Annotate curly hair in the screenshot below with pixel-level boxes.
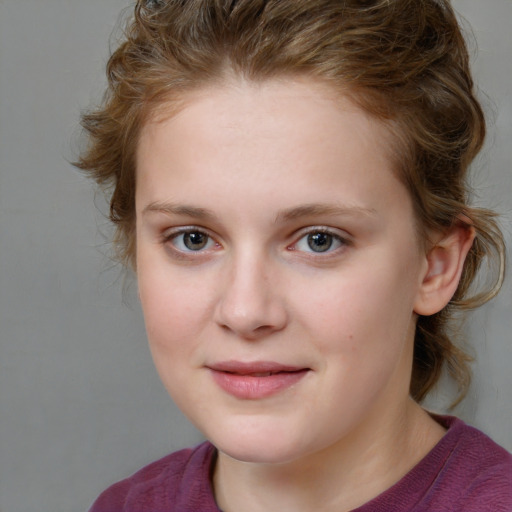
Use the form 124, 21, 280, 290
76, 0, 506, 403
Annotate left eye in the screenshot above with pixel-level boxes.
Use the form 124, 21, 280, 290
294, 231, 344, 253
169, 230, 216, 252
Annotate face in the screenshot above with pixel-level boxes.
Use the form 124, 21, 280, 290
135, 78, 429, 465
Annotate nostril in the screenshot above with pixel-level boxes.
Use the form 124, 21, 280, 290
217, 321, 283, 340
254, 325, 275, 335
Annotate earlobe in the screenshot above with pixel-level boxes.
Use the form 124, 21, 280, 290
414, 223, 475, 316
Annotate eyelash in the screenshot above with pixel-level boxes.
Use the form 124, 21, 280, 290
161, 226, 350, 257
289, 227, 350, 255
162, 227, 219, 254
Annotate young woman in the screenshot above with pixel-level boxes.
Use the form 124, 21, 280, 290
79, 1, 512, 510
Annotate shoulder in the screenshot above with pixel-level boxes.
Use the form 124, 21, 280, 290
433, 416, 512, 511
411, 415, 512, 512
357, 415, 512, 512
88, 441, 219, 512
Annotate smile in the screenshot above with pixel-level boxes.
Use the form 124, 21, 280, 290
207, 361, 310, 400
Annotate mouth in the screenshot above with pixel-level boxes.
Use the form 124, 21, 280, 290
207, 361, 310, 399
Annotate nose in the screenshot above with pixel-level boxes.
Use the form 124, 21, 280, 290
214, 251, 288, 340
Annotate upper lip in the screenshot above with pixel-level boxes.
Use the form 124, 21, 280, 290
207, 360, 308, 375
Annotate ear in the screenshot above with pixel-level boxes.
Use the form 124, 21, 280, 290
414, 222, 475, 316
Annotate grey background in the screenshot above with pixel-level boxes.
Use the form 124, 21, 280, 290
0, 1, 510, 511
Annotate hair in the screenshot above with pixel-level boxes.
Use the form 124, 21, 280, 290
76, 0, 506, 403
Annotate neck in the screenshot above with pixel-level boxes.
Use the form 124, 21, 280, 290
213, 401, 445, 512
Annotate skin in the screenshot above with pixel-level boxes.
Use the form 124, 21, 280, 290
135, 77, 471, 511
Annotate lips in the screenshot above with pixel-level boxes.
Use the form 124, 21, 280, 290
207, 361, 310, 399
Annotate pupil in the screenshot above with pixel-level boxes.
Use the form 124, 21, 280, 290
307, 232, 332, 252
184, 232, 207, 250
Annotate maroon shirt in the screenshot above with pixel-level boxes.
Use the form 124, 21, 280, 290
89, 416, 512, 511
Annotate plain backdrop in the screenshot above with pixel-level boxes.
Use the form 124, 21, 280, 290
0, 1, 510, 511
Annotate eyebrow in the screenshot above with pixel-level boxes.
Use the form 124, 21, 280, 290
275, 204, 377, 223
141, 201, 377, 223
142, 202, 218, 221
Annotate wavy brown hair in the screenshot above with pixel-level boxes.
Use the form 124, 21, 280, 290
76, 0, 506, 403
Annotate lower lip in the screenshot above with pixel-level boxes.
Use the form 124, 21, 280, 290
210, 369, 309, 399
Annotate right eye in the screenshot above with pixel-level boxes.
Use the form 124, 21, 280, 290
166, 229, 217, 252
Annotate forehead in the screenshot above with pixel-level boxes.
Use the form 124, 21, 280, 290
135, 77, 410, 223
138, 77, 396, 170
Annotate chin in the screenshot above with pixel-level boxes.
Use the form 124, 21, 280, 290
217, 440, 305, 465
205, 420, 317, 465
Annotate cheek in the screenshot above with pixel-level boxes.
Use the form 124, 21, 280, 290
138, 270, 214, 410
293, 254, 419, 358
137, 264, 212, 356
